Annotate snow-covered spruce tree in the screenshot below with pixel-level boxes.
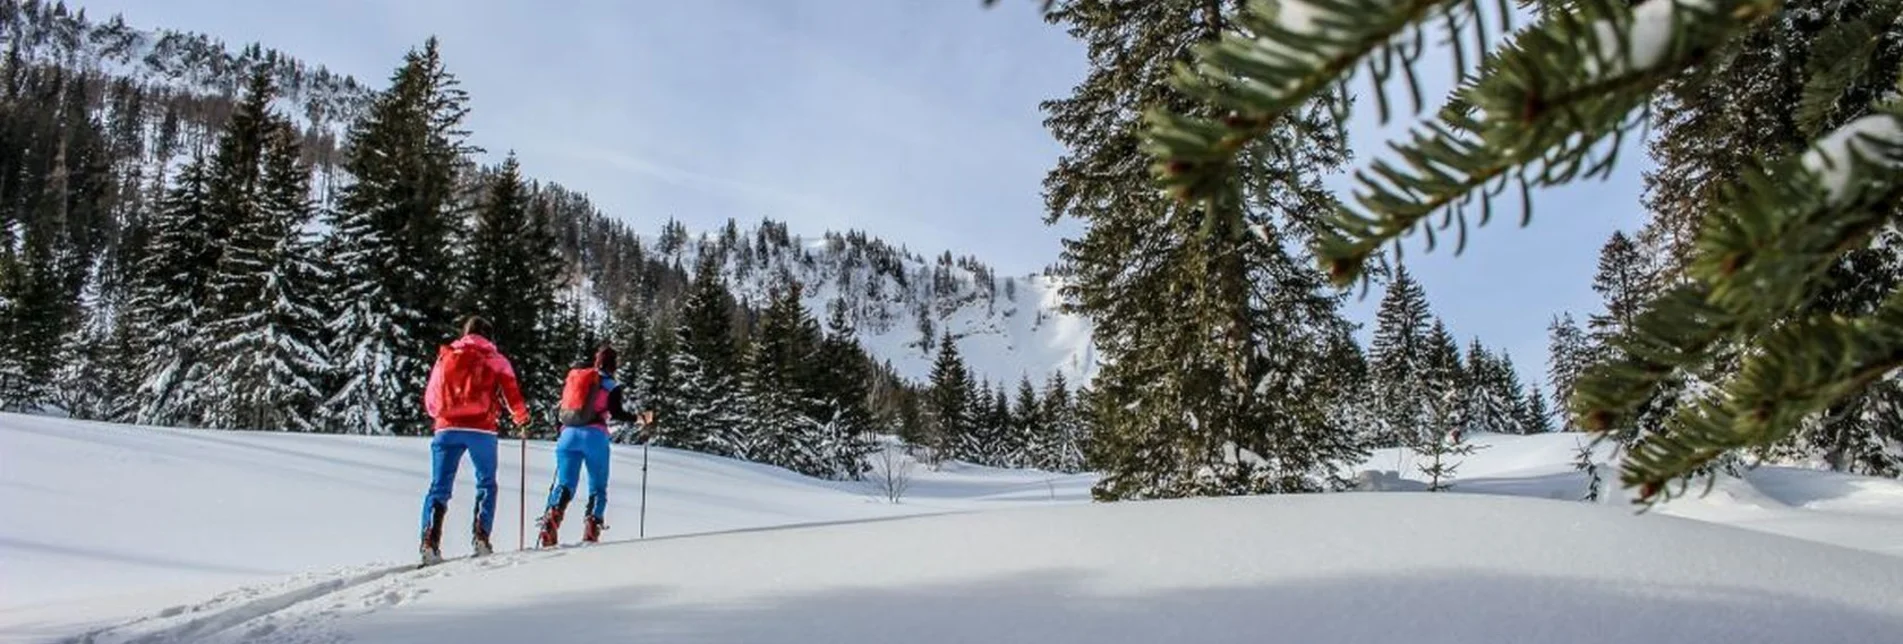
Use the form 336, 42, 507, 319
1587, 229, 1693, 456
739, 284, 825, 474
1496, 354, 1534, 433
637, 312, 680, 442
0, 221, 71, 410
810, 298, 877, 480
126, 153, 215, 427
606, 296, 649, 385
323, 38, 476, 435
1587, 232, 1653, 348
191, 70, 280, 428
1013, 376, 1049, 470
1041, 0, 1363, 500
1042, 372, 1088, 473
1546, 313, 1590, 431
202, 116, 330, 432
1319, 329, 1383, 449
1421, 321, 1466, 441
1643, 0, 1903, 477
923, 333, 973, 467
1463, 342, 1533, 435
460, 154, 562, 430
1462, 341, 1515, 435
1521, 384, 1556, 434
52, 272, 119, 420
982, 384, 1016, 467
664, 250, 745, 455
0, 64, 113, 412
1143, 0, 1903, 502
1368, 264, 1432, 448
1418, 389, 1479, 492
959, 376, 993, 464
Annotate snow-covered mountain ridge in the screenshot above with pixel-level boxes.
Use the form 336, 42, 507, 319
2, 1, 1098, 388
618, 222, 1098, 386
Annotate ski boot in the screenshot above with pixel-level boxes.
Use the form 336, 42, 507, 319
420, 503, 447, 567
472, 527, 494, 557
582, 514, 607, 544
536, 506, 565, 549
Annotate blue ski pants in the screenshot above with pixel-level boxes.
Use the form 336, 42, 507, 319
420, 430, 499, 539
546, 426, 611, 519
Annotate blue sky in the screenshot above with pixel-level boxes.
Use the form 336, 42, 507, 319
77, 0, 1648, 389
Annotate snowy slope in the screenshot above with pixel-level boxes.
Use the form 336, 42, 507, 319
1360, 431, 1903, 557
0, 414, 1093, 641
58, 495, 1903, 644
647, 233, 1097, 386
9, 418, 1903, 643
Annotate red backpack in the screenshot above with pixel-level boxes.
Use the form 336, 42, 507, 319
434, 345, 496, 419
557, 368, 605, 426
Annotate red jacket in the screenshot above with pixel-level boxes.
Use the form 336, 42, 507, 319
423, 334, 529, 433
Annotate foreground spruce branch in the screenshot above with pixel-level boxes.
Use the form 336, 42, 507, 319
1143, 0, 1903, 503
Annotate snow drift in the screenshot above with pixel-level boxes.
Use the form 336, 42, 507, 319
59, 495, 1903, 644
7, 418, 1903, 643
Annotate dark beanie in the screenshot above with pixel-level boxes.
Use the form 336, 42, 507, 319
594, 344, 618, 374
462, 315, 493, 339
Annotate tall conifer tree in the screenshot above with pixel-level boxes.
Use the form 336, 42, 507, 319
324, 38, 475, 434
1042, 0, 1360, 499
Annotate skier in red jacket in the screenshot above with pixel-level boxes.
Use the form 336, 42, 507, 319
419, 315, 530, 565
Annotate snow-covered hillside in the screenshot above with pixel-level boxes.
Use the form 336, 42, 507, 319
7, 418, 1903, 643
1363, 431, 1903, 557
641, 228, 1097, 386
1, 0, 373, 126
2, 3, 1099, 391
0, 414, 1094, 642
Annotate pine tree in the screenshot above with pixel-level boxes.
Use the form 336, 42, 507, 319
606, 296, 649, 385
1419, 390, 1480, 492
1417, 321, 1467, 446
665, 250, 744, 454
461, 155, 562, 426
1042, 0, 1360, 500
1496, 354, 1532, 435
51, 273, 117, 419
1522, 385, 1555, 435
637, 313, 679, 443
0, 65, 112, 411
924, 333, 972, 467
1587, 231, 1651, 347
739, 284, 824, 474
324, 38, 475, 435
202, 120, 329, 431
0, 223, 69, 409
127, 154, 216, 426
1636, 0, 1903, 482
961, 377, 995, 464
1546, 313, 1589, 431
1013, 376, 1047, 470
1369, 265, 1432, 447
810, 298, 876, 479
1463, 341, 1512, 435
1140, 0, 1903, 500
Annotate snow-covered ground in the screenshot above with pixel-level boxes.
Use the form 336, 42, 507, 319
0, 415, 1091, 642
5, 417, 1903, 643
1362, 431, 1903, 557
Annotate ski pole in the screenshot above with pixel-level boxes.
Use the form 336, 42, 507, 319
639, 435, 650, 539
519, 427, 527, 551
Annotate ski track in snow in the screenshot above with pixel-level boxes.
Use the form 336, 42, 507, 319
62, 514, 978, 644
10, 419, 1903, 643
